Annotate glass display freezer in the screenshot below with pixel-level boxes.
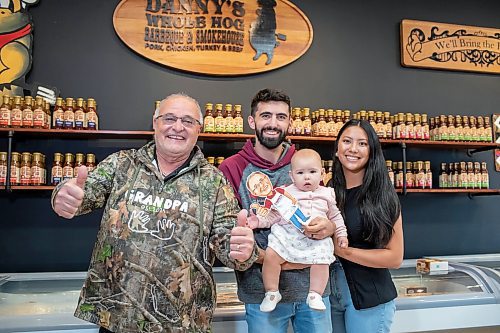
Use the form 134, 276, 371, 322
1, 259, 500, 333
391, 259, 500, 332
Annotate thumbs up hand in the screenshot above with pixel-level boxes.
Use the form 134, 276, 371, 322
53, 166, 88, 219
229, 209, 255, 262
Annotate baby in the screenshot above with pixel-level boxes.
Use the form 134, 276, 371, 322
247, 149, 348, 312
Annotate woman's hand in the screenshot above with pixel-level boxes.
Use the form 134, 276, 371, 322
303, 216, 335, 240
334, 244, 352, 258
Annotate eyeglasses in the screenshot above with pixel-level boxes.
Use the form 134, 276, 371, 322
155, 113, 201, 128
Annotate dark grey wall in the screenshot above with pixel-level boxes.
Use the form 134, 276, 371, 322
1, 0, 499, 272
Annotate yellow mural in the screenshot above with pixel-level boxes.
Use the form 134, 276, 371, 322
0, 0, 38, 98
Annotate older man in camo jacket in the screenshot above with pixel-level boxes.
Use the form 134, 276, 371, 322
52, 93, 258, 333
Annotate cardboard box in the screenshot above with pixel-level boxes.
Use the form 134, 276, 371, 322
416, 258, 449, 274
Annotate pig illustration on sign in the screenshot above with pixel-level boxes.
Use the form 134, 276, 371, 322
249, 0, 286, 65
0, 0, 57, 103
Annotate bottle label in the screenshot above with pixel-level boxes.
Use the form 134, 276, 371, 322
11, 107, 22, 127
415, 125, 422, 140
448, 127, 456, 141
31, 166, 43, 185
0, 164, 6, 184
407, 125, 414, 139
405, 173, 414, 188
33, 108, 45, 127
75, 110, 85, 128
423, 125, 430, 140
479, 129, 486, 142
53, 110, 64, 127
459, 173, 468, 188
234, 118, 243, 133
22, 109, 34, 127
63, 166, 74, 180
425, 172, 432, 189
439, 174, 447, 188
214, 117, 225, 133
395, 173, 403, 188
399, 124, 406, 139
481, 174, 489, 189
87, 111, 98, 130
475, 173, 482, 189
416, 172, 425, 188
0, 107, 11, 126
203, 117, 215, 133
440, 126, 448, 141
467, 173, 475, 189
10, 166, 20, 184
464, 128, 471, 141
294, 119, 303, 135
302, 119, 311, 135
64, 111, 75, 128
317, 121, 328, 136
225, 117, 234, 134
327, 122, 335, 137
471, 129, 479, 142
20, 166, 31, 185
52, 165, 63, 185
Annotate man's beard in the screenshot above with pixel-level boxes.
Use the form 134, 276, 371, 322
256, 126, 287, 149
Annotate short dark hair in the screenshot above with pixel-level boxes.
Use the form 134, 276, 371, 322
250, 88, 291, 117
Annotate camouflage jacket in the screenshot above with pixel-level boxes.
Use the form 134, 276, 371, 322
51, 141, 258, 333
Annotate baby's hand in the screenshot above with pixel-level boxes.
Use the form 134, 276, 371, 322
337, 236, 348, 249
247, 214, 260, 229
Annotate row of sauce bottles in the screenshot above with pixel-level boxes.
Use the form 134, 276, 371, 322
387, 160, 433, 189
0, 152, 96, 186
386, 160, 490, 189
202, 103, 244, 134
430, 115, 492, 142
0, 152, 47, 186
52, 97, 99, 130
0, 95, 99, 130
439, 161, 489, 189
0, 96, 51, 129
52, 153, 96, 185
288, 107, 493, 142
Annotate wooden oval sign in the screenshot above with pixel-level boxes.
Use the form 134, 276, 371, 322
113, 0, 313, 76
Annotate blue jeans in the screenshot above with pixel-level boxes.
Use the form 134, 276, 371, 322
329, 261, 396, 333
245, 297, 332, 333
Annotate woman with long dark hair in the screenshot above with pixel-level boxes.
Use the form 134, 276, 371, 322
328, 119, 404, 333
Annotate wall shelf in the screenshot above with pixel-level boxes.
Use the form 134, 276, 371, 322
0, 185, 55, 191
395, 189, 499, 196
1, 128, 498, 149
1, 129, 497, 193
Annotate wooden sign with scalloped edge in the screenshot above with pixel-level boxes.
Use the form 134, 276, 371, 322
401, 19, 500, 74
113, 0, 313, 76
